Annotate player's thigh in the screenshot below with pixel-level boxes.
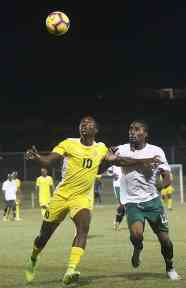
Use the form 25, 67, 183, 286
7, 200, 12, 208
72, 208, 91, 233
10, 200, 15, 209
126, 204, 145, 232
69, 196, 92, 219
44, 193, 69, 223
113, 186, 120, 201
146, 199, 169, 234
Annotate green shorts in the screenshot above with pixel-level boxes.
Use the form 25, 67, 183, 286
126, 197, 169, 233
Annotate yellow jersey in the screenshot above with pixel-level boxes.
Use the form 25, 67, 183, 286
15, 178, 21, 189
52, 138, 108, 199
36, 176, 54, 204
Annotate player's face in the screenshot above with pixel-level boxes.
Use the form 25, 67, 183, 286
41, 168, 47, 176
8, 174, 12, 181
12, 172, 17, 179
129, 122, 147, 144
79, 117, 97, 138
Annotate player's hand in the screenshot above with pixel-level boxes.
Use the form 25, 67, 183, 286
25, 145, 40, 160
109, 146, 119, 154
113, 173, 119, 181
144, 155, 162, 168
105, 151, 118, 161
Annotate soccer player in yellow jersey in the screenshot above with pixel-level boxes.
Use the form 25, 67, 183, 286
12, 171, 22, 221
25, 116, 159, 285
36, 168, 54, 217
160, 173, 174, 210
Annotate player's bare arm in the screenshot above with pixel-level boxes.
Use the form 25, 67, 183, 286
159, 169, 172, 188
105, 151, 162, 167
26, 145, 62, 166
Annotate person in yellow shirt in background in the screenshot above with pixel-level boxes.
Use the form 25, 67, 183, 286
160, 172, 174, 210
36, 168, 54, 217
12, 171, 22, 221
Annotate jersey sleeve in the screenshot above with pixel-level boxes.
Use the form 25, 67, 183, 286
16, 179, 21, 189
158, 148, 171, 172
2, 182, 6, 190
99, 143, 109, 159
36, 177, 40, 186
117, 145, 127, 156
52, 139, 69, 156
49, 177, 54, 186
96, 174, 102, 180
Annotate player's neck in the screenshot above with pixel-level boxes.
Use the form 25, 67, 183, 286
80, 136, 95, 146
131, 142, 146, 150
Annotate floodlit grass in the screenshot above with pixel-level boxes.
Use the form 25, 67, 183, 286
0, 203, 186, 288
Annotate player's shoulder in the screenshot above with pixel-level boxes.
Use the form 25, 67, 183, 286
58, 138, 79, 145
117, 143, 130, 151
146, 143, 165, 154
95, 142, 108, 153
95, 141, 107, 147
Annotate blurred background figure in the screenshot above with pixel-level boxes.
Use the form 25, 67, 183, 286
107, 166, 126, 231
2, 173, 17, 221
160, 173, 175, 211
94, 174, 103, 206
12, 171, 22, 220
35, 168, 54, 217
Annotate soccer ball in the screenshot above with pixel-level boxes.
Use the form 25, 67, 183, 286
46, 11, 70, 36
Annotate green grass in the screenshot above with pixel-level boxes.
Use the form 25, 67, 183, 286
0, 204, 186, 288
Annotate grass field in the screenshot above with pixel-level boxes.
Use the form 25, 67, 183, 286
0, 204, 186, 288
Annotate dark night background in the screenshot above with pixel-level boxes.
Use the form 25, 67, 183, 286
1, 1, 186, 152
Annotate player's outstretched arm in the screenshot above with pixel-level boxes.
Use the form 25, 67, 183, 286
25, 145, 61, 166
105, 152, 162, 167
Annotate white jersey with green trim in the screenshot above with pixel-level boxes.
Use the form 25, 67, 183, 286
118, 143, 170, 203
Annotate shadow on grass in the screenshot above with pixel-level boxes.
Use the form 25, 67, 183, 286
87, 234, 104, 239
76, 272, 167, 286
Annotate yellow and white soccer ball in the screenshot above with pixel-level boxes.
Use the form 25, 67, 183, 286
46, 11, 70, 36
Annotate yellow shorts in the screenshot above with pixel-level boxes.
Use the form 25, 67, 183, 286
161, 186, 174, 197
44, 193, 92, 223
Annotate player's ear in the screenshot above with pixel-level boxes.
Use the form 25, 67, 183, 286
95, 121, 99, 134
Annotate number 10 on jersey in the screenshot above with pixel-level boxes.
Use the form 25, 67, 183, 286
83, 158, 93, 168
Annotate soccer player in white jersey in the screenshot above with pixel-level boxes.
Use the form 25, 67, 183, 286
117, 120, 181, 281
108, 166, 126, 231
2, 173, 17, 221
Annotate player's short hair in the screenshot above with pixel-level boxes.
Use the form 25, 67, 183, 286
130, 120, 149, 134
12, 171, 18, 176
80, 115, 99, 131
41, 167, 48, 171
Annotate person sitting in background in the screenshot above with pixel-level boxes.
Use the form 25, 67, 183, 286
36, 168, 54, 217
2, 173, 17, 221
